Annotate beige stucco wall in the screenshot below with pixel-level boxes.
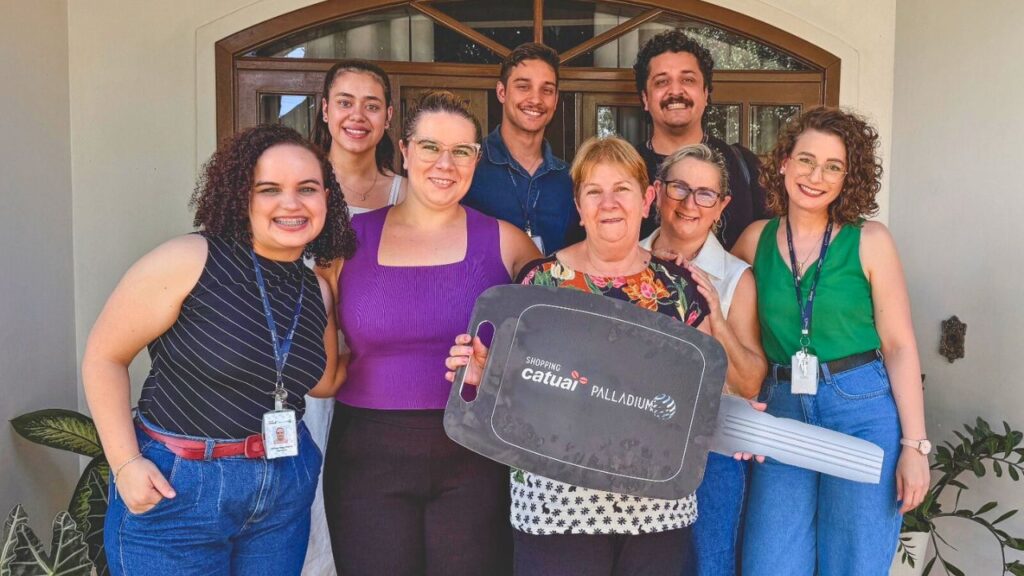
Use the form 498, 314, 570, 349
0, 0, 79, 534
891, 0, 1024, 570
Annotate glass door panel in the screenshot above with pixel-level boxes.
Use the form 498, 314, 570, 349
749, 104, 801, 155
259, 94, 316, 137
580, 93, 649, 150
705, 104, 741, 145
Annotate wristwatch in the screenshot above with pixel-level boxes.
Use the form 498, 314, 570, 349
900, 438, 932, 455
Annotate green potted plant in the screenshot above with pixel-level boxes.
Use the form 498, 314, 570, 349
10, 409, 109, 576
0, 504, 93, 575
891, 417, 1024, 576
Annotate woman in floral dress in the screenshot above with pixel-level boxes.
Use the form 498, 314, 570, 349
446, 136, 716, 575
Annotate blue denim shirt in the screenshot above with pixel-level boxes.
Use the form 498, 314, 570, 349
462, 126, 578, 254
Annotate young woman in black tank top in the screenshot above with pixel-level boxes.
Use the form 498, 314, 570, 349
82, 125, 355, 576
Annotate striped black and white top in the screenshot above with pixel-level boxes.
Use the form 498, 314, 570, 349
137, 234, 328, 439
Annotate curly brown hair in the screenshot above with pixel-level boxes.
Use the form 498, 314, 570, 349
761, 107, 882, 226
190, 124, 356, 266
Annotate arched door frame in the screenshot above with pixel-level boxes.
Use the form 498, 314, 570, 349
216, 0, 839, 141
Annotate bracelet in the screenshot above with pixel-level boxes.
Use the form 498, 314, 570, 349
113, 453, 143, 481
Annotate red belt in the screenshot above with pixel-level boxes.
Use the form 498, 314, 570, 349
137, 421, 265, 460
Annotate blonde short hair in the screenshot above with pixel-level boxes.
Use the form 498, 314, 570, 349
570, 136, 649, 201
656, 143, 730, 197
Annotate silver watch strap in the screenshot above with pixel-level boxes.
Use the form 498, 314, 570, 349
709, 395, 884, 484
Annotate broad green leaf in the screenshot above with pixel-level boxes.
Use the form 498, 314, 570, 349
1011, 466, 1020, 481
69, 457, 110, 576
7, 508, 92, 576
10, 409, 102, 458
0, 505, 29, 576
44, 511, 93, 576
922, 555, 936, 576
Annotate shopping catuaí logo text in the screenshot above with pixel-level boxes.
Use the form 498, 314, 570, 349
520, 356, 588, 391
519, 356, 675, 420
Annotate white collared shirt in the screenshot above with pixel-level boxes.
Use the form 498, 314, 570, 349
640, 230, 750, 319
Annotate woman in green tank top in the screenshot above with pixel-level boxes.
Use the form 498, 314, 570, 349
732, 107, 929, 575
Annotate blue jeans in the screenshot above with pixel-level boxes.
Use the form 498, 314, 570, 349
105, 416, 321, 576
742, 359, 902, 576
688, 452, 748, 576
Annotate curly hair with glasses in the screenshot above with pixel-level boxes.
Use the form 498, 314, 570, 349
761, 106, 882, 226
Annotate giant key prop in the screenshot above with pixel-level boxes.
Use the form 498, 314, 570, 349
444, 285, 884, 500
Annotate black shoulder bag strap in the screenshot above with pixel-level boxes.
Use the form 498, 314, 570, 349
729, 143, 752, 189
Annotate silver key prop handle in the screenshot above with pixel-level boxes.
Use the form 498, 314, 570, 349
710, 395, 884, 484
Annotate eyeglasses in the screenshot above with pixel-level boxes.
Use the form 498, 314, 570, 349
791, 156, 847, 183
658, 179, 722, 208
407, 137, 481, 166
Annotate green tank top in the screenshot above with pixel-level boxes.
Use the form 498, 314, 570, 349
753, 218, 881, 364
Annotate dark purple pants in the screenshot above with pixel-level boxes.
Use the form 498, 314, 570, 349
323, 404, 512, 576
513, 526, 694, 576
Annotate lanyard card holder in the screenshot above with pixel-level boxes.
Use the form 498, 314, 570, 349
263, 408, 298, 459
790, 350, 819, 395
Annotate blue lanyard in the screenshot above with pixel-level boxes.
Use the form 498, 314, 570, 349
250, 249, 305, 407
506, 164, 543, 237
785, 217, 833, 350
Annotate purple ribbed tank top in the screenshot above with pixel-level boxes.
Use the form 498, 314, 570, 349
337, 206, 511, 409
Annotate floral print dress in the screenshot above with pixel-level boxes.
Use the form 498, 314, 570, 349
510, 255, 708, 536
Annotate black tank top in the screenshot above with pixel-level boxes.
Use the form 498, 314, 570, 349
138, 234, 327, 438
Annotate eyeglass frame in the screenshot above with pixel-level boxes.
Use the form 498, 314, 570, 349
404, 137, 481, 166
656, 178, 725, 208
789, 154, 847, 183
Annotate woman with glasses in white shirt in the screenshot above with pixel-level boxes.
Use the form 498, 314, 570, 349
642, 143, 766, 576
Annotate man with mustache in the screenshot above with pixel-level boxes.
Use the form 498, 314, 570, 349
633, 29, 768, 249
463, 43, 577, 254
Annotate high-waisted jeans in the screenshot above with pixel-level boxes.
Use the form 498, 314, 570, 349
742, 358, 902, 576
105, 416, 321, 576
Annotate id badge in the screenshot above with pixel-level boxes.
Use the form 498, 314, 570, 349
262, 410, 298, 459
531, 235, 546, 254
790, 350, 819, 395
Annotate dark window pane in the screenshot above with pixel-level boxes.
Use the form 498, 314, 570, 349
259, 94, 316, 138
244, 6, 498, 63
565, 12, 812, 71
706, 104, 741, 145
544, 0, 644, 61
750, 105, 800, 154
432, 0, 533, 49
595, 105, 649, 149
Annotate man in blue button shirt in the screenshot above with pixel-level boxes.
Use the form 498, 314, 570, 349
462, 43, 578, 254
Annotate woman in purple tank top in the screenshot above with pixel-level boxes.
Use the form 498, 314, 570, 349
318, 91, 540, 576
